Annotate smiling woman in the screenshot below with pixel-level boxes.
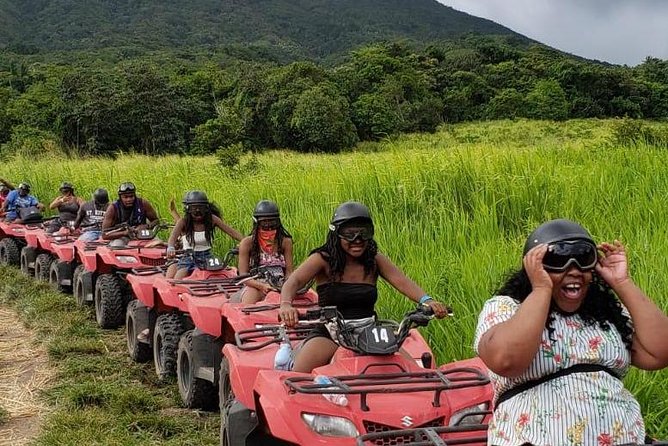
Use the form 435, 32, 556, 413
474, 218, 668, 446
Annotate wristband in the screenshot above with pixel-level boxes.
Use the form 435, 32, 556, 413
419, 295, 433, 305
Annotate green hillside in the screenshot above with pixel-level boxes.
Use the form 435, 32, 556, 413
0, 0, 529, 59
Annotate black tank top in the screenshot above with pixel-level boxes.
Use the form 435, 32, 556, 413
316, 282, 377, 319
58, 200, 80, 222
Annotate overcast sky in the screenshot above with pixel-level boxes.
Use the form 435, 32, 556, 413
436, 0, 668, 66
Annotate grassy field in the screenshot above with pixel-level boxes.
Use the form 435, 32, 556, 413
3, 118, 668, 440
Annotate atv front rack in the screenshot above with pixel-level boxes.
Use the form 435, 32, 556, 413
241, 295, 315, 314
235, 325, 312, 350
130, 266, 168, 276
356, 420, 489, 446
168, 277, 243, 297
285, 368, 490, 411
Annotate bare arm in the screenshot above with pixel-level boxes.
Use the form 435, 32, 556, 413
376, 253, 426, 302
73, 205, 86, 228
281, 254, 326, 304
0, 178, 15, 190
597, 242, 668, 369
49, 195, 62, 210
477, 244, 554, 377
101, 204, 127, 240
167, 219, 185, 247
213, 215, 243, 241
142, 199, 159, 227
282, 237, 294, 277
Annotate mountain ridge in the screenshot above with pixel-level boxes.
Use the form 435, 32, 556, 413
0, 0, 532, 59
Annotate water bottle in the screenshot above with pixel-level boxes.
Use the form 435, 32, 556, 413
273, 325, 293, 370
273, 340, 293, 370
313, 375, 348, 406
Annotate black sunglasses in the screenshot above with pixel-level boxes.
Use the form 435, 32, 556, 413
337, 226, 374, 243
543, 240, 598, 272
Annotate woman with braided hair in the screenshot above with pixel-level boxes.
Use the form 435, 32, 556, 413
165, 191, 243, 279
475, 219, 668, 446
279, 201, 450, 373
237, 200, 294, 304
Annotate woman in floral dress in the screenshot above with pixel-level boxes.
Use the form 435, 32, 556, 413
475, 219, 668, 446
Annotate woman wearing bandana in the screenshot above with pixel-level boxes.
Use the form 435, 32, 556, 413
237, 200, 294, 304
165, 190, 243, 279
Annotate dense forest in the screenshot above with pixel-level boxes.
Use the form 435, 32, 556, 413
0, 0, 525, 60
1, 1, 667, 159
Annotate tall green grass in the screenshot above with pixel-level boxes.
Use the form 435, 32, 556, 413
5, 118, 668, 438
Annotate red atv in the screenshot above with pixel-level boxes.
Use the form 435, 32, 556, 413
175, 265, 318, 410
74, 223, 169, 329
220, 304, 493, 446
125, 249, 240, 385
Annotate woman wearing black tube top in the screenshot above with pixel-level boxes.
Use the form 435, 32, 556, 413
279, 201, 450, 373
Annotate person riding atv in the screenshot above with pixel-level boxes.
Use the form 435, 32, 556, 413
73, 188, 110, 242
45, 182, 85, 234
101, 182, 159, 242
2, 182, 45, 223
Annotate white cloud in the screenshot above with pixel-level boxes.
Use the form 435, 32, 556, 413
436, 0, 668, 65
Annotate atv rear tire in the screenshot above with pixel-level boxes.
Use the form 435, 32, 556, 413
126, 300, 152, 363
219, 356, 234, 446
34, 253, 53, 282
49, 260, 72, 293
177, 330, 217, 410
20, 246, 37, 275
94, 274, 126, 329
0, 238, 21, 266
153, 313, 185, 380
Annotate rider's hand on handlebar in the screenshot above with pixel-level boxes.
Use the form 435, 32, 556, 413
425, 300, 451, 318
166, 245, 176, 259
279, 302, 299, 327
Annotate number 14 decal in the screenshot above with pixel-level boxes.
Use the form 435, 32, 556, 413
371, 327, 390, 343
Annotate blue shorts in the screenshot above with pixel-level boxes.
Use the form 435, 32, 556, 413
177, 250, 212, 273
78, 230, 102, 242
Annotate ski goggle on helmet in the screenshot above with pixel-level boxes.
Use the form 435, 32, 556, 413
329, 201, 375, 243
524, 219, 598, 272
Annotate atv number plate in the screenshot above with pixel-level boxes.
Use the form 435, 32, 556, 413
358, 326, 398, 354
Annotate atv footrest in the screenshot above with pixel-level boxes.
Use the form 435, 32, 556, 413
356, 422, 489, 446
235, 325, 312, 350
285, 368, 490, 411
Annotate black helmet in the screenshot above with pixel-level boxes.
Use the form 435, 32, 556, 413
329, 201, 373, 231
253, 200, 280, 221
118, 182, 136, 195
93, 188, 109, 205
18, 182, 31, 193
182, 190, 209, 206
59, 182, 74, 192
523, 219, 595, 255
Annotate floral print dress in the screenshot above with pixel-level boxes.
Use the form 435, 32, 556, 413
474, 295, 644, 446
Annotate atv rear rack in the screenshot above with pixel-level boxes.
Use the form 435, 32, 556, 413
168, 278, 243, 297
235, 325, 312, 350
285, 368, 490, 411
356, 420, 489, 446
241, 295, 315, 314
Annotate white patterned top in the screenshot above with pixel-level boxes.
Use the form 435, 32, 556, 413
474, 295, 644, 446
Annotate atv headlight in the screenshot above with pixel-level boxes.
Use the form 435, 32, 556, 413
448, 403, 489, 426
301, 413, 359, 437
115, 255, 138, 264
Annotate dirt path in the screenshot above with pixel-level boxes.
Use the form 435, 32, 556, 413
0, 306, 52, 446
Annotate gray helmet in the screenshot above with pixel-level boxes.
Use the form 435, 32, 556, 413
329, 201, 373, 231
93, 188, 109, 205
182, 190, 209, 206
523, 219, 595, 255
59, 182, 74, 192
18, 182, 31, 193
118, 182, 136, 195
253, 200, 280, 221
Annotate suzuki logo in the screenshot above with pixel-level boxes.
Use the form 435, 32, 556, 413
401, 416, 413, 427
